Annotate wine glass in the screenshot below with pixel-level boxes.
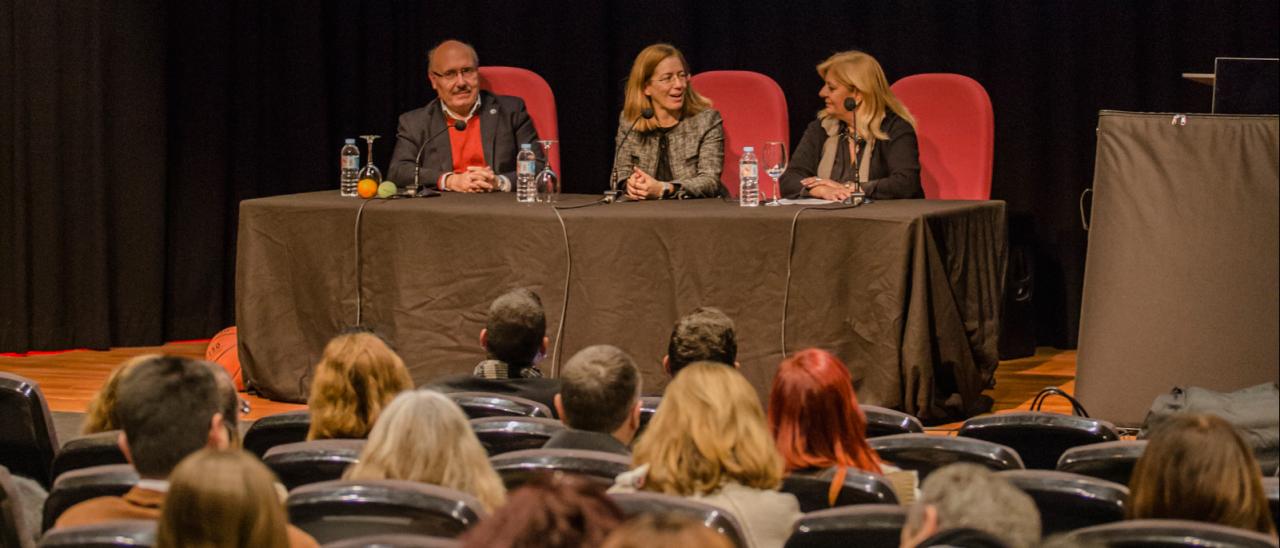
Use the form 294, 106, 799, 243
535, 140, 559, 203
762, 141, 787, 206
358, 134, 383, 185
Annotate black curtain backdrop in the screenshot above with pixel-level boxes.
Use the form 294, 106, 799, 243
2, 0, 1277, 353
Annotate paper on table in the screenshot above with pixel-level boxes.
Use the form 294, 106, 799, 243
776, 198, 836, 205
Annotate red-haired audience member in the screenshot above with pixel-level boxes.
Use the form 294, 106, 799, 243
1128, 413, 1277, 536
458, 475, 623, 548
601, 513, 734, 548
81, 354, 156, 434
769, 348, 917, 502
156, 449, 317, 548
612, 362, 800, 548
307, 331, 413, 440
663, 307, 738, 378
546, 345, 642, 455
899, 463, 1040, 548
343, 390, 507, 511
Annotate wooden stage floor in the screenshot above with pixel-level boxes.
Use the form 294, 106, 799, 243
0, 342, 1077, 428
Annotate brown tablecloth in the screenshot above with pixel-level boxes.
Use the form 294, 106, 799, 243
236, 192, 1006, 418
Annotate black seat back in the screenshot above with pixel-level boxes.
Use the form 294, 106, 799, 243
37, 519, 156, 548
0, 373, 58, 487
470, 416, 564, 456
999, 470, 1127, 536
243, 410, 312, 458
862, 405, 925, 438
263, 439, 364, 491
1055, 440, 1146, 486
489, 449, 631, 490
49, 431, 127, 484
1066, 518, 1280, 548
609, 492, 747, 548
638, 395, 662, 434
287, 480, 486, 544
781, 468, 899, 513
784, 504, 906, 548
42, 464, 138, 531
958, 412, 1120, 470
320, 534, 461, 547
446, 392, 552, 419
868, 434, 1024, 479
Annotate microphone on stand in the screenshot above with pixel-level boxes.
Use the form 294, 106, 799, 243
413, 118, 468, 195
605, 107, 655, 203
841, 97, 870, 204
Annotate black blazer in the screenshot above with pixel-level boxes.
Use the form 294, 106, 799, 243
542, 429, 630, 456
388, 91, 541, 190
780, 111, 922, 199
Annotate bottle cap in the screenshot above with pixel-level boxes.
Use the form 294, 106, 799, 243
345, 138, 355, 144
743, 146, 754, 152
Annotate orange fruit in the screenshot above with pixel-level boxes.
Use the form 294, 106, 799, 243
357, 178, 378, 198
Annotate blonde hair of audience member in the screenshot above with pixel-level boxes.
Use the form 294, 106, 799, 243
1128, 413, 1276, 536
307, 332, 413, 440
156, 448, 290, 548
900, 463, 1041, 548
600, 513, 733, 548
817, 50, 915, 141
622, 43, 712, 133
343, 390, 506, 511
82, 354, 157, 434
632, 361, 784, 495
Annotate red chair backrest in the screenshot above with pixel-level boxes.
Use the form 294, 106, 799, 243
478, 66, 560, 174
890, 73, 994, 200
689, 71, 789, 197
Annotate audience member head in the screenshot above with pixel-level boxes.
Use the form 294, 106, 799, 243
155, 448, 290, 548
344, 390, 506, 511
900, 463, 1041, 548
632, 362, 784, 496
113, 356, 229, 479
307, 332, 413, 440
601, 513, 734, 548
203, 360, 244, 448
769, 348, 882, 474
663, 307, 737, 377
427, 39, 480, 114
81, 354, 155, 435
623, 43, 712, 132
458, 474, 623, 548
555, 345, 642, 444
481, 288, 548, 374
816, 50, 915, 140
1128, 413, 1276, 535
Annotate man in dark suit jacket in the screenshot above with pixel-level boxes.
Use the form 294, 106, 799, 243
544, 345, 642, 456
387, 39, 541, 193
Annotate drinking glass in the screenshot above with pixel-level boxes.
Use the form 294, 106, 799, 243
762, 141, 787, 206
535, 140, 559, 203
358, 135, 383, 183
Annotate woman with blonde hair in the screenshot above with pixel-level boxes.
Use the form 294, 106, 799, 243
307, 331, 413, 440
780, 50, 921, 201
1128, 413, 1276, 536
611, 43, 725, 200
156, 448, 318, 548
81, 354, 156, 434
612, 362, 800, 548
344, 390, 506, 511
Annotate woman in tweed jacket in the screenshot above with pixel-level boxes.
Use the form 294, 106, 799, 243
612, 43, 725, 200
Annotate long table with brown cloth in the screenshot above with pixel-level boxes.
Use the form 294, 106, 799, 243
236, 191, 1006, 419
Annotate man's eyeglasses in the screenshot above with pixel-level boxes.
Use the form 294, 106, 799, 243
651, 72, 690, 86
432, 67, 479, 81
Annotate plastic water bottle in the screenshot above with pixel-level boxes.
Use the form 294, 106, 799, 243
516, 144, 537, 203
739, 146, 759, 207
339, 139, 360, 197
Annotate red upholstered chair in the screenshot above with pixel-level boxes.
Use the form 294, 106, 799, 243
889, 74, 994, 200
689, 70, 789, 198
478, 66, 560, 174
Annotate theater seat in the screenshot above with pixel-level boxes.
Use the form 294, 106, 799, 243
243, 410, 312, 458
263, 439, 364, 491
889, 73, 994, 200
609, 492, 747, 547
689, 70, 789, 198
638, 395, 661, 434
999, 470, 1127, 536
446, 392, 552, 419
42, 464, 139, 531
781, 468, 899, 513
862, 405, 925, 438
287, 480, 487, 544
958, 412, 1120, 470
321, 534, 460, 548
37, 519, 156, 547
868, 434, 1023, 479
469, 416, 564, 456
478, 66, 560, 175
1065, 519, 1279, 548
49, 431, 127, 483
489, 449, 631, 490
0, 372, 58, 487
1056, 440, 1147, 486
784, 504, 906, 548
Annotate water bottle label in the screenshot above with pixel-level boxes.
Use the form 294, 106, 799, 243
740, 163, 757, 179
342, 156, 359, 170
519, 160, 537, 174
